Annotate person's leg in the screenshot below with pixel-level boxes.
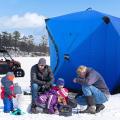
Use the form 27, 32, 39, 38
81, 85, 107, 113
3, 98, 11, 113
17, 94, 23, 109
31, 83, 41, 113
76, 85, 95, 106
9, 99, 14, 111
87, 85, 108, 113
76, 95, 87, 105
47, 94, 58, 114
77, 85, 96, 114
81, 85, 108, 104
31, 83, 39, 104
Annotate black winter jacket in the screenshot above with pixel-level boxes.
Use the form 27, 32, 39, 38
30, 64, 54, 85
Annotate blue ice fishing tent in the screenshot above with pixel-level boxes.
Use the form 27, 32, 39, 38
45, 9, 120, 93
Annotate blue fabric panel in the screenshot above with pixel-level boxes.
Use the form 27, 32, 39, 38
46, 10, 120, 93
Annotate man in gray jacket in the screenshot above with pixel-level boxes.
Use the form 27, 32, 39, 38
30, 58, 54, 113
73, 65, 110, 114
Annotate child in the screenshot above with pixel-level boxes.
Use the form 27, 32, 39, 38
11, 82, 25, 115
36, 90, 58, 114
1, 72, 16, 113
55, 78, 68, 105
36, 78, 69, 114
13, 83, 22, 110
51, 78, 69, 104
47, 78, 69, 114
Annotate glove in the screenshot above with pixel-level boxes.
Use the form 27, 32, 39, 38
73, 78, 83, 83
12, 94, 16, 98
73, 78, 77, 83
38, 81, 46, 85
46, 82, 52, 89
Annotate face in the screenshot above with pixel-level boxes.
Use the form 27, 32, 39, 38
38, 64, 45, 70
7, 75, 15, 81
78, 72, 87, 78
58, 85, 64, 89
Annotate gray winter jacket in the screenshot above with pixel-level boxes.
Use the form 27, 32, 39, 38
14, 83, 22, 94
30, 64, 54, 85
76, 68, 110, 95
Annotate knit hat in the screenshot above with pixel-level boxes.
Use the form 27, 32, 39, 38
57, 88, 68, 98
6, 72, 15, 77
38, 58, 46, 65
6, 72, 15, 81
56, 78, 65, 86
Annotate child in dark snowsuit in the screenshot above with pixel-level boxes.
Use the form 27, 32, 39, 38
1, 72, 16, 113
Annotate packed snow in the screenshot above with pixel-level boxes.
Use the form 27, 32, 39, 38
0, 57, 120, 120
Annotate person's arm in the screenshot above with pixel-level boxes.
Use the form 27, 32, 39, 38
75, 71, 98, 85
1, 79, 13, 96
86, 71, 98, 85
31, 66, 46, 85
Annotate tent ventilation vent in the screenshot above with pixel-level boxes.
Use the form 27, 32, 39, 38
86, 7, 92, 11
64, 54, 70, 61
103, 16, 110, 24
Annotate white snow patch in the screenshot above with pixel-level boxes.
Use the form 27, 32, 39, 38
0, 57, 120, 120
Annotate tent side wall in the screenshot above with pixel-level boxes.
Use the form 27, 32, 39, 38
46, 10, 120, 93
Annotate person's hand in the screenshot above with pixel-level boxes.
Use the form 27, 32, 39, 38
12, 94, 16, 98
73, 78, 77, 83
38, 81, 46, 85
46, 82, 52, 88
43, 82, 51, 90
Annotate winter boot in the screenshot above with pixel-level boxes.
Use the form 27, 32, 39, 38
11, 109, 25, 115
79, 105, 96, 114
31, 107, 40, 114
96, 104, 105, 113
79, 96, 96, 114
31, 102, 39, 114
31, 102, 36, 109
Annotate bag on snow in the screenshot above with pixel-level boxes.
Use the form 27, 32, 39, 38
67, 98, 77, 108
59, 105, 72, 117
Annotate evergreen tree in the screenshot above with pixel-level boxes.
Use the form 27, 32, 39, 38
13, 31, 20, 52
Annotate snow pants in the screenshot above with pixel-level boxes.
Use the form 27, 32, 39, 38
3, 98, 13, 113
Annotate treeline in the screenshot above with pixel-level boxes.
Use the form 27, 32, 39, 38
0, 31, 49, 56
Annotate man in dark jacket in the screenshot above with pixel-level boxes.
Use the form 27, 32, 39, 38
73, 65, 110, 114
30, 58, 54, 113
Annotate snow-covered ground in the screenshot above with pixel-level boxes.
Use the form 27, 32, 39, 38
0, 57, 120, 120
